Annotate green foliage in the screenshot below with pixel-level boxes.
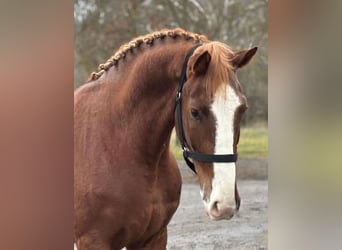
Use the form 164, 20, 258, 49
238, 126, 268, 159
170, 126, 268, 160
170, 130, 184, 161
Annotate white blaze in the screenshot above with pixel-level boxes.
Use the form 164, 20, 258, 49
207, 85, 240, 210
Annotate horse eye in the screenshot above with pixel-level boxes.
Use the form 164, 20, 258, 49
191, 108, 201, 120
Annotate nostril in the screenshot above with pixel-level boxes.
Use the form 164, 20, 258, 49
210, 201, 220, 217
213, 201, 218, 210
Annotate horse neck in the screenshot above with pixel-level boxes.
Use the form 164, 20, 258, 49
105, 41, 194, 163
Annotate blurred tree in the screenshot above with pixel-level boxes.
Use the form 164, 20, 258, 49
74, 0, 267, 125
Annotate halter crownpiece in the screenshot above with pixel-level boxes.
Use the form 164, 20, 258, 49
175, 44, 238, 174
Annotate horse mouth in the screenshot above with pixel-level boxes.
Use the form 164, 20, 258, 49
205, 206, 236, 221
208, 212, 235, 221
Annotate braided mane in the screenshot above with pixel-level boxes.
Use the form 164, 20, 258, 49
88, 28, 208, 81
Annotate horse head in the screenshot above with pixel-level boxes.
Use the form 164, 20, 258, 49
175, 42, 257, 220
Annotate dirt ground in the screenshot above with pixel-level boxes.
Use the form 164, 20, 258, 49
166, 161, 268, 250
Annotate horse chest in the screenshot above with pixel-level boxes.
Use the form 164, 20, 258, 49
151, 177, 181, 221
128, 162, 182, 242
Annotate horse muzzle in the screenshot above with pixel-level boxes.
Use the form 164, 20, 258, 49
206, 199, 237, 221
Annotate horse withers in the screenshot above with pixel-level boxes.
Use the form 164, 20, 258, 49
74, 28, 257, 249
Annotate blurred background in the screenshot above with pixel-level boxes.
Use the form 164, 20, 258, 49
2, 0, 342, 249
74, 3, 268, 247
74, 0, 268, 161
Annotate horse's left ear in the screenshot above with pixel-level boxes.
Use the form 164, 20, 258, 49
232, 47, 258, 69
193, 50, 211, 75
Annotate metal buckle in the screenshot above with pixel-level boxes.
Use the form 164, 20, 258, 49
176, 91, 181, 103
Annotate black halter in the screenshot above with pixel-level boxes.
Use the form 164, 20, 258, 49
175, 44, 238, 174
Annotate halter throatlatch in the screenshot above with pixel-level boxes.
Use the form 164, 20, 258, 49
175, 44, 238, 174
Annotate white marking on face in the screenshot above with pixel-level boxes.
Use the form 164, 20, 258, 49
205, 85, 241, 215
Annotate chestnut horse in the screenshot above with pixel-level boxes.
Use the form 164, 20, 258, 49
74, 28, 257, 249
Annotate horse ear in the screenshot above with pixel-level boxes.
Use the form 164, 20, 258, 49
232, 47, 258, 69
193, 51, 211, 75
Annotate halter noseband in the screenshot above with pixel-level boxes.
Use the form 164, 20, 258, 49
175, 44, 238, 174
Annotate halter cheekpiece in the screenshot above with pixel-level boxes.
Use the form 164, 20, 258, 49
175, 44, 238, 174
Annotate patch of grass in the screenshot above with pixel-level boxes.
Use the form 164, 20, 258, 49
239, 126, 268, 159
170, 131, 184, 160
170, 126, 268, 160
